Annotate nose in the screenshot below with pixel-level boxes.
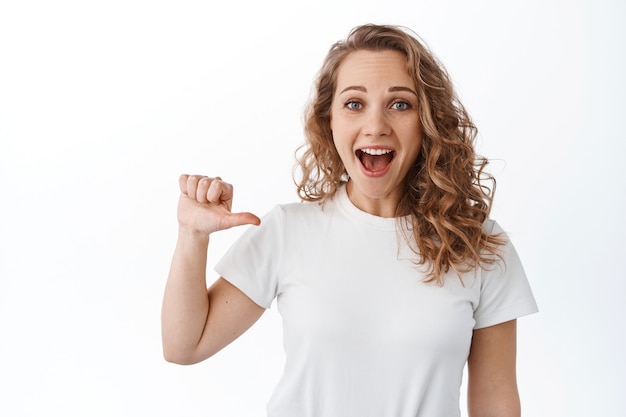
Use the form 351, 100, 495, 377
362, 106, 391, 137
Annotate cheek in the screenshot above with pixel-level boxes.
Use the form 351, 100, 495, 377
403, 121, 422, 153
329, 121, 345, 145
410, 140, 422, 162
332, 133, 353, 158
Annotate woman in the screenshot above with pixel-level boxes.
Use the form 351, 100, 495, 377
161, 24, 538, 417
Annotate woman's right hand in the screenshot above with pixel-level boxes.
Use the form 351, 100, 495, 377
177, 174, 261, 235
162, 174, 264, 365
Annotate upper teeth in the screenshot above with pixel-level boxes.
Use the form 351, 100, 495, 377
361, 148, 393, 155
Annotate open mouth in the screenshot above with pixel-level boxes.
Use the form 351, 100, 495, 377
356, 148, 395, 173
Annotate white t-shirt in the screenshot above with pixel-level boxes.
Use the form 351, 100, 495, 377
215, 185, 538, 417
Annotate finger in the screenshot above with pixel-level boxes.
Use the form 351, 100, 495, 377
206, 179, 234, 210
196, 177, 212, 203
178, 174, 190, 195
185, 175, 205, 200
220, 212, 261, 230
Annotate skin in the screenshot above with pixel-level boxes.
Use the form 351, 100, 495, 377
330, 50, 422, 218
161, 50, 522, 417
468, 320, 521, 417
161, 175, 264, 364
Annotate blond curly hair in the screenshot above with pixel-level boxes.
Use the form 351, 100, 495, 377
295, 24, 504, 283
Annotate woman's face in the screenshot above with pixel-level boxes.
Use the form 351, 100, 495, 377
330, 49, 422, 217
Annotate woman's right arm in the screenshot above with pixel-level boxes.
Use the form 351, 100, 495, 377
161, 174, 264, 365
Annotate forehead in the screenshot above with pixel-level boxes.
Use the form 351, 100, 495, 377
335, 49, 413, 88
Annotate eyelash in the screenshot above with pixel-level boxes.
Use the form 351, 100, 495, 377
392, 101, 411, 111
344, 100, 412, 111
345, 100, 362, 110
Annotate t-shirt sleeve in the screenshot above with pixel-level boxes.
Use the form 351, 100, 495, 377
213, 205, 284, 309
473, 221, 539, 329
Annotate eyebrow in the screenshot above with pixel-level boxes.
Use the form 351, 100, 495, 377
339, 85, 418, 96
389, 86, 418, 96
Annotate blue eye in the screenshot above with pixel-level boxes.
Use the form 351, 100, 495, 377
346, 101, 362, 110
392, 101, 411, 110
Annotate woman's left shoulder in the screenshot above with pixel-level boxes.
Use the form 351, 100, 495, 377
482, 218, 509, 236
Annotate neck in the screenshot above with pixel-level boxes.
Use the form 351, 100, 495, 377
345, 181, 400, 218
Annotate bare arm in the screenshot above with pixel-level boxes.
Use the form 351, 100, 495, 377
161, 174, 264, 365
467, 319, 520, 417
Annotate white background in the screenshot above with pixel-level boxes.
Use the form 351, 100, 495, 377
1, 0, 624, 415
